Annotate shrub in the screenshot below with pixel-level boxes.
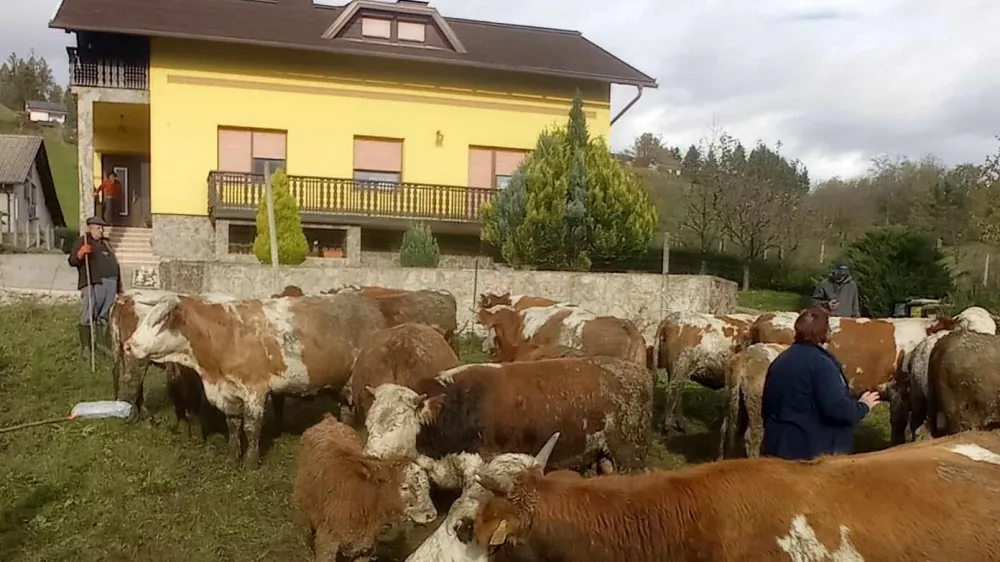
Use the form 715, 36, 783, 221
481, 90, 657, 271
399, 222, 440, 268
55, 226, 77, 254
840, 227, 954, 317
253, 169, 309, 265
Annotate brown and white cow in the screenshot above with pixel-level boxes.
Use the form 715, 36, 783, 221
122, 293, 387, 467
749, 312, 955, 393
477, 293, 559, 311
294, 414, 436, 561
477, 304, 646, 366
719, 343, 789, 459
327, 285, 460, 355
363, 357, 652, 475
926, 330, 1000, 438
411, 430, 1000, 562
651, 311, 758, 433
350, 323, 460, 424
888, 307, 997, 444
110, 290, 229, 435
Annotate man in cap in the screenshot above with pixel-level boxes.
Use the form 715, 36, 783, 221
68, 216, 122, 351
812, 261, 860, 317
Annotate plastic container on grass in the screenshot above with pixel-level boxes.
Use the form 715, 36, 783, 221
70, 400, 134, 420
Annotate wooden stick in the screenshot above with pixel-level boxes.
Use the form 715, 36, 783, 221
85, 251, 96, 372
0, 417, 71, 435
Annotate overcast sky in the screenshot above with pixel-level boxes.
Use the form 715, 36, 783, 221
3, 0, 998, 181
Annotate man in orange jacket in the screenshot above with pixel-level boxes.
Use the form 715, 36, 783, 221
94, 171, 121, 225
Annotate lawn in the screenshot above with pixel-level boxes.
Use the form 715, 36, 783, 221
737, 289, 809, 312
0, 301, 893, 561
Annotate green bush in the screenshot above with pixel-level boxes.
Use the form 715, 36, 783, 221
253, 169, 309, 266
399, 222, 440, 268
481, 90, 656, 271
841, 226, 954, 317
55, 226, 77, 254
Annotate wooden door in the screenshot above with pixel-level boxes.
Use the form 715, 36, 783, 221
101, 154, 146, 227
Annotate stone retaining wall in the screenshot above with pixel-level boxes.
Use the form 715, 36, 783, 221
158, 261, 737, 340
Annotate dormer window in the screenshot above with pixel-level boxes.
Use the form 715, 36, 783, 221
397, 21, 426, 42
361, 17, 391, 39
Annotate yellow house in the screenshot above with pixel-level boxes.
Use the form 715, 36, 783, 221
50, 0, 656, 266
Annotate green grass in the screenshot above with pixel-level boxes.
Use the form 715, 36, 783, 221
0, 302, 893, 561
737, 289, 809, 312
0, 103, 17, 122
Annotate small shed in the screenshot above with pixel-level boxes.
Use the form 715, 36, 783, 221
0, 134, 67, 242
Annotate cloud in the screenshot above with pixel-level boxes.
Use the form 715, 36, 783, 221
4, 0, 999, 180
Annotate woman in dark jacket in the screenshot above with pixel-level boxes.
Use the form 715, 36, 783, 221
761, 306, 881, 460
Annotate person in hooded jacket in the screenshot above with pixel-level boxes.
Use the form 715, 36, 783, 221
812, 261, 860, 317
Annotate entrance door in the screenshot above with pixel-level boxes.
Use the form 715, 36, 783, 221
101, 154, 148, 227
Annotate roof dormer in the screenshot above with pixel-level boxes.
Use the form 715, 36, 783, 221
322, 0, 466, 53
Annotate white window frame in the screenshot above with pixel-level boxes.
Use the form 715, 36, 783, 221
114, 166, 129, 216
361, 17, 392, 39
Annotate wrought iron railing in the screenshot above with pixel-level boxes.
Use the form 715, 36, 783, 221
207, 172, 495, 223
67, 47, 149, 90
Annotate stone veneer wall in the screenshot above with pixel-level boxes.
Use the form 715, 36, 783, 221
152, 215, 216, 260
158, 261, 737, 340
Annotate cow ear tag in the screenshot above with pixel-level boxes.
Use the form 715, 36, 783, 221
489, 520, 508, 545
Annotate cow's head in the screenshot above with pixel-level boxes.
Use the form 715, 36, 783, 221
456, 433, 560, 552
954, 306, 997, 334
477, 292, 512, 311
926, 314, 958, 335
399, 461, 438, 525
123, 294, 191, 365
405, 433, 559, 562
363, 384, 443, 459
475, 306, 520, 360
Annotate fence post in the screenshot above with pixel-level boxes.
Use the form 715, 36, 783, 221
34, 222, 40, 248
11, 219, 18, 248
661, 232, 670, 275
984, 253, 991, 288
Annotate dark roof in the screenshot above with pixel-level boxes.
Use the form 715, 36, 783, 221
0, 135, 67, 227
49, 0, 657, 88
25, 100, 69, 114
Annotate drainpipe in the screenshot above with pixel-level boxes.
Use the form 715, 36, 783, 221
610, 85, 644, 126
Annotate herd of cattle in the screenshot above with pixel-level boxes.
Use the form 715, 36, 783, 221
103, 284, 1000, 561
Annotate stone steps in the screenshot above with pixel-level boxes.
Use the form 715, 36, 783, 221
106, 227, 158, 265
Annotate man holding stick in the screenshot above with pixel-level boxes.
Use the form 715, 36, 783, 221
68, 217, 122, 355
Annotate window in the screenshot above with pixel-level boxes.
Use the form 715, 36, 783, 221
361, 17, 392, 39
468, 148, 528, 189
353, 137, 403, 190
398, 21, 426, 42
218, 128, 287, 178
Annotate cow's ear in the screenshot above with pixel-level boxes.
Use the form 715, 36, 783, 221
365, 385, 377, 398
419, 395, 444, 422
489, 519, 509, 546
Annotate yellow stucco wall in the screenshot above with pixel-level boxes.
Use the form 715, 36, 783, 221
148, 38, 612, 216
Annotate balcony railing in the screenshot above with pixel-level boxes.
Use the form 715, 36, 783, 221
68, 47, 149, 90
208, 172, 496, 225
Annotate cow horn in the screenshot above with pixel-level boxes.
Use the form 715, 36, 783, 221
412, 393, 428, 407
534, 432, 560, 469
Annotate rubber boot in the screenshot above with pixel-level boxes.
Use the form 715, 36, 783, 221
95, 323, 112, 357
78, 325, 92, 355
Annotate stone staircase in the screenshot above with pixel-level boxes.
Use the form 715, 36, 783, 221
107, 227, 159, 266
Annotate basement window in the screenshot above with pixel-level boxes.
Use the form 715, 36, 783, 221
397, 21, 426, 42
361, 17, 392, 39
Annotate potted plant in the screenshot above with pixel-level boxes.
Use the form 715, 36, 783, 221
321, 247, 344, 258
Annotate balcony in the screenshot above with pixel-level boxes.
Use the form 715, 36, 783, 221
68, 47, 149, 90
208, 172, 496, 233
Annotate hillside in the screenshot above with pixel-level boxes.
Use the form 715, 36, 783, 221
0, 103, 79, 230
